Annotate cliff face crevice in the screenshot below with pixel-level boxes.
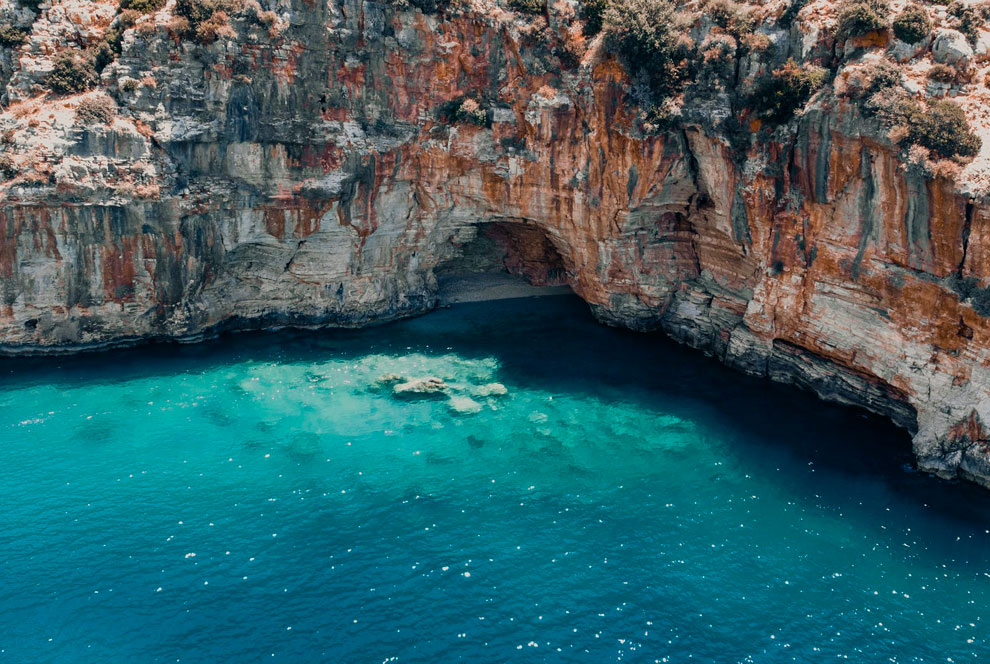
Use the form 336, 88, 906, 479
3, 0, 990, 486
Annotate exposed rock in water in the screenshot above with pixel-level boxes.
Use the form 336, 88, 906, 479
392, 377, 448, 398
375, 373, 405, 388
3, 0, 990, 489
473, 383, 509, 398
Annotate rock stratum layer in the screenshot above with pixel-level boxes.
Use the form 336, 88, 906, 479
4, 0, 990, 486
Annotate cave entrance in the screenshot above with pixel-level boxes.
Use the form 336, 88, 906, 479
435, 222, 573, 305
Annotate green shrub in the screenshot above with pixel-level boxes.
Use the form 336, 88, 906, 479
972, 286, 990, 316
0, 25, 28, 47
118, 9, 143, 26
858, 91, 978, 160
119, 0, 166, 12
858, 59, 902, 97
174, 0, 239, 43
948, 273, 980, 299
92, 32, 121, 73
0, 154, 17, 180
779, 0, 808, 26
243, 1, 278, 26
698, 33, 737, 85
438, 97, 488, 126
175, 0, 214, 25
738, 31, 772, 56
389, 0, 454, 12
706, 0, 756, 37
46, 50, 98, 94
194, 10, 235, 42
750, 59, 827, 123
580, 0, 609, 36
866, 89, 916, 126
455, 98, 487, 125
926, 63, 956, 83
706, 0, 739, 26
90, 41, 114, 73
892, 4, 931, 43
835, 0, 889, 40
87, 17, 128, 74
603, 0, 690, 100
75, 94, 117, 125
555, 40, 581, 69
508, 0, 542, 13
846, 59, 907, 121
390, 0, 458, 10
904, 99, 980, 159
948, 274, 990, 316
947, 1, 979, 45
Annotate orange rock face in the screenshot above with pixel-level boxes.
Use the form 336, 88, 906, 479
1, 2, 990, 486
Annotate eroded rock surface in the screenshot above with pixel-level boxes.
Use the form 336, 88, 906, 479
3, 0, 990, 486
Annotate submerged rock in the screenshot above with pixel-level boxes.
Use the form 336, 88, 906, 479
529, 411, 549, 424
473, 382, 508, 397
448, 395, 482, 414
375, 373, 405, 389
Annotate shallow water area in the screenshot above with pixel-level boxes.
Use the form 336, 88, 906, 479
1, 295, 989, 663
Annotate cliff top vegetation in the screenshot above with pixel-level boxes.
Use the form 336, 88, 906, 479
1, 0, 990, 192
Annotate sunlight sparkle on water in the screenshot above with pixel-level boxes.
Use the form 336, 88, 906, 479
0, 297, 988, 663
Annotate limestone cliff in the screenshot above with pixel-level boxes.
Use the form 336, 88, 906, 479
3, 0, 990, 487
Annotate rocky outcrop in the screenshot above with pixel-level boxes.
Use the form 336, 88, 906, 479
932, 28, 972, 65
4, 0, 990, 487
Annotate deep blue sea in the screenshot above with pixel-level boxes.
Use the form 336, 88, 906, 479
1, 296, 989, 663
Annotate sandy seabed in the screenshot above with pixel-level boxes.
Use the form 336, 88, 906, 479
437, 272, 572, 305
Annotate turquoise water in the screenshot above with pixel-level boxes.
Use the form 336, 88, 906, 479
1, 296, 989, 663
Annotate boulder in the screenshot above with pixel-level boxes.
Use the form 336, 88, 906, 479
888, 37, 926, 63
932, 29, 973, 64
902, 78, 924, 95
371, 373, 404, 393
975, 31, 990, 62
